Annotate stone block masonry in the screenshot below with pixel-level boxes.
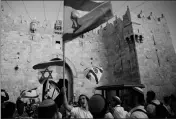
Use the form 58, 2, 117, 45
1, 7, 176, 102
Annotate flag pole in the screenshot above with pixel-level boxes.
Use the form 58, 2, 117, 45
63, 1, 65, 89
63, 41, 65, 88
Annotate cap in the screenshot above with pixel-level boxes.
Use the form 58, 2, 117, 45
133, 87, 144, 94
112, 96, 121, 104
88, 94, 106, 118
38, 99, 57, 118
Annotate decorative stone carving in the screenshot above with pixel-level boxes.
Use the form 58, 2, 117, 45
54, 20, 62, 34
30, 20, 38, 33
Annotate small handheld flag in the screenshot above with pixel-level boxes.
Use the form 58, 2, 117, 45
84, 66, 103, 84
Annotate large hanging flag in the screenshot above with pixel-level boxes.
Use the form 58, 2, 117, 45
63, 0, 113, 42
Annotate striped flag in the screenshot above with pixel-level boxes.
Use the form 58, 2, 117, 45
84, 66, 103, 84
63, 0, 113, 42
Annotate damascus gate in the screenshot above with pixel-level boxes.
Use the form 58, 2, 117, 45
1, 1, 176, 110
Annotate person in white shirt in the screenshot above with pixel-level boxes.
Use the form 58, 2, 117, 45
104, 111, 114, 118
111, 96, 128, 118
127, 87, 148, 119
61, 87, 93, 118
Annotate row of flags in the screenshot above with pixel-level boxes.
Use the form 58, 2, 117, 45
63, 0, 113, 42
19, 66, 103, 104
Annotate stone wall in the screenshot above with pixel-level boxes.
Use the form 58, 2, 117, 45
136, 15, 176, 99
1, 13, 57, 101
1, 7, 176, 102
1, 12, 119, 101
126, 10, 176, 99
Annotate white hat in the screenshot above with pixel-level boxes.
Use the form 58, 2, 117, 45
133, 87, 144, 94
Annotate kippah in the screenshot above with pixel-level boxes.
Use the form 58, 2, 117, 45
39, 99, 55, 107
113, 96, 121, 104
38, 99, 57, 118
133, 87, 144, 94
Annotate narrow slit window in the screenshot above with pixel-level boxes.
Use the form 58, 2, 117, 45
56, 41, 60, 44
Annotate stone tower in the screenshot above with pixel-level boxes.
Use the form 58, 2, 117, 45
122, 6, 144, 85
123, 6, 176, 99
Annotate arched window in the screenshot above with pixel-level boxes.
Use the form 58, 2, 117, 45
135, 35, 139, 42
130, 35, 134, 43
139, 35, 143, 43
126, 37, 130, 44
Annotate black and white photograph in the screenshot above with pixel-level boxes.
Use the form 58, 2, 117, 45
1, 0, 176, 118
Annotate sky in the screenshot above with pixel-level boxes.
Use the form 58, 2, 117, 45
1, 1, 176, 51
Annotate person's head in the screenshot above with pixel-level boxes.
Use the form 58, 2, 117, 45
38, 99, 59, 119
133, 87, 145, 107
88, 94, 107, 118
2, 101, 16, 118
16, 97, 25, 116
163, 96, 171, 105
1, 95, 5, 103
1, 89, 9, 103
78, 94, 89, 108
146, 90, 156, 103
111, 96, 122, 107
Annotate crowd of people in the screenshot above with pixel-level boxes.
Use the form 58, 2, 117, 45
1, 87, 176, 119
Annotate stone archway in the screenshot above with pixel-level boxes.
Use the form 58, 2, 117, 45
50, 54, 77, 102
51, 54, 77, 78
